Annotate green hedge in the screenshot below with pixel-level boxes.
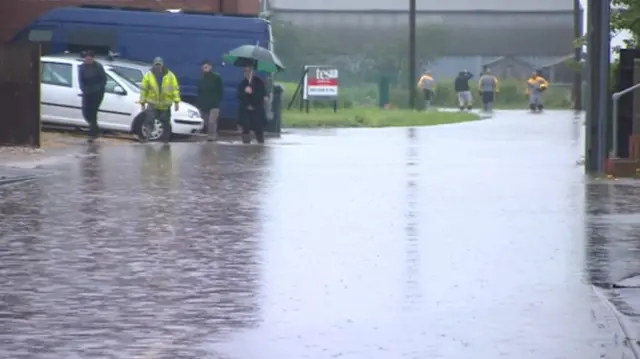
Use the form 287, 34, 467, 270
278, 79, 573, 110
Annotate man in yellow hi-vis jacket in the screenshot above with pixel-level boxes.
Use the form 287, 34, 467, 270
526, 70, 548, 113
139, 57, 180, 142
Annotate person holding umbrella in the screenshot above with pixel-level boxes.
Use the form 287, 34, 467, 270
237, 63, 267, 143
223, 44, 285, 144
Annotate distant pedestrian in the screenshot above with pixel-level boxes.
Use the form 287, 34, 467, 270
237, 65, 267, 144
454, 69, 474, 111
139, 57, 180, 143
526, 70, 549, 113
78, 50, 107, 142
417, 71, 436, 110
478, 68, 499, 114
197, 60, 224, 141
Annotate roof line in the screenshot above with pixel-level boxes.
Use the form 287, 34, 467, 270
482, 55, 535, 67
271, 9, 574, 15
538, 54, 584, 68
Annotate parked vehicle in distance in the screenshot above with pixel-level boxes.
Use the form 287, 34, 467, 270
14, 6, 273, 130
41, 55, 204, 141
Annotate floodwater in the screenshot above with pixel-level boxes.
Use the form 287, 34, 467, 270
0, 110, 638, 358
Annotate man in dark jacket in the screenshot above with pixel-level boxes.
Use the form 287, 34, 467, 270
454, 70, 473, 111
197, 60, 224, 141
237, 65, 267, 144
78, 50, 107, 142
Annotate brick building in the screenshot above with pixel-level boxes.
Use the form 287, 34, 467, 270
0, 0, 260, 43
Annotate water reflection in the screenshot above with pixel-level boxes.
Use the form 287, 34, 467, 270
586, 181, 640, 318
0, 174, 44, 350
81, 144, 105, 239
137, 144, 178, 239
585, 183, 614, 288
404, 128, 421, 306
142, 143, 175, 190
181, 143, 271, 332
571, 112, 582, 145
586, 182, 640, 285
0, 142, 273, 357
0, 180, 43, 242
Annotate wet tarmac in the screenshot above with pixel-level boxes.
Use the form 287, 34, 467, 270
0, 110, 638, 358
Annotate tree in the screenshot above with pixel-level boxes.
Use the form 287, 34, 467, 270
612, 0, 640, 42
360, 26, 450, 84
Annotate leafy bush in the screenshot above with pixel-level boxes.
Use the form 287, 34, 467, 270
277, 79, 573, 110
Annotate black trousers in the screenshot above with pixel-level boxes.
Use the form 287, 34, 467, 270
481, 91, 494, 104
239, 108, 265, 143
144, 106, 172, 143
423, 89, 433, 102
82, 92, 104, 138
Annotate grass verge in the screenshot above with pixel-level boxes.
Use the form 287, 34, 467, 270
283, 108, 480, 128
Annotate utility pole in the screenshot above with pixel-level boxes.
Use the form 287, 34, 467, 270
408, 0, 417, 109
573, 0, 582, 112
585, 0, 611, 173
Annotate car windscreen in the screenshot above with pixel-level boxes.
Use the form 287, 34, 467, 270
110, 66, 143, 88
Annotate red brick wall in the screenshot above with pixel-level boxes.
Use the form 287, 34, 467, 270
237, 0, 260, 15
222, 0, 260, 15
0, 0, 260, 42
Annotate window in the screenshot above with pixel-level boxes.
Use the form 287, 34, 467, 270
104, 74, 123, 94
41, 62, 72, 87
16, 28, 53, 54
111, 66, 143, 87
28, 29, 52, 42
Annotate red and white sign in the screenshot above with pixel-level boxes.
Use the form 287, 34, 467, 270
303, 66, 339, 100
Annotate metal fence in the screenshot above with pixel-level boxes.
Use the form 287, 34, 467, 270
0, 43, 40, 147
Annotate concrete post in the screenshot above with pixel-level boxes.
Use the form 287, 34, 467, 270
585, 0, 610, 174
595, 0, 610, 173
408, 0, 416, 109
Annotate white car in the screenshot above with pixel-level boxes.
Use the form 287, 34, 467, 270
41, 55, 204, 141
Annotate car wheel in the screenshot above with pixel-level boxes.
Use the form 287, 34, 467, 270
133, 114, 171, 142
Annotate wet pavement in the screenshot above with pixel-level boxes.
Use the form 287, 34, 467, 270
0, 110, 638, 358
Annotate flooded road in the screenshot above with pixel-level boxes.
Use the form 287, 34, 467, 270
0, 110, 637, 358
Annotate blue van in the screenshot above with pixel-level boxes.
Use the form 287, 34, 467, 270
13, 6, 273, 129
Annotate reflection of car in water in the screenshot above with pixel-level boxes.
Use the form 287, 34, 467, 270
14, 6, 274, 130
40, 55, 204, 141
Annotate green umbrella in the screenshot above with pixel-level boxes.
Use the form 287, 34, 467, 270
223, 44, 285, 73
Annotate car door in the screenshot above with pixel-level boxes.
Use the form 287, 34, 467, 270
98, 73, 136, 131
41, 61, 84, 126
